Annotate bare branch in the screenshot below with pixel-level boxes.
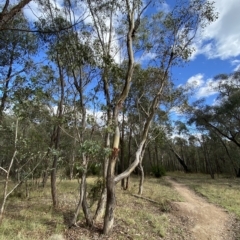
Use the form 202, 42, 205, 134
0, 167, 7, 174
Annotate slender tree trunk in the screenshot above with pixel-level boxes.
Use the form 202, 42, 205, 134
93, 128, 110, 221
88, 0, 114, 219
169, 147, 191, 173
71, 156, 91, 226
219, 137, 239, 177
50, 140, 59, 206
125, 127, 132, 190
138, 161, 144, 195
148, 146, 153, 169
121, 111, 125, 188
155, 144, 159, 166
70, 123, 77, 180
70, 171, 86, 224
201, 141, 214, 179
138, 147, 146, 195
51, 55, 64, 209
0, 54, 13, 122
0, 119, 18, 223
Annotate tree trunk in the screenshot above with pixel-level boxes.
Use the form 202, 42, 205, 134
0, 54, 13, 122
237, 168, 240, 178
138, 147, 146, 195
41, 170, 48, 187
125, 127, 132, 190
0, 119, 18, 223
138, 161, 144, 195
93, 130, 110, 221
51, 154, 59, 208
121, 111, 125, 188
51, 55, 64, 209
169, 147, 191, 173
70, 130, 77, 180
71, 158, 88, 226
103, 126, 120, 234
0, 0, 32, 29
103, 172, 115, 234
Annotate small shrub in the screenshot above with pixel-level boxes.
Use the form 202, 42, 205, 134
89, 163, 101, 176
152, 166, 166, 178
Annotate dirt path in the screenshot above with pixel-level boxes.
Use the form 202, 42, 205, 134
166, 177, 235, 240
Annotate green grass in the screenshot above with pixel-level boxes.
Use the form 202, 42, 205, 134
169, 172, 240, 219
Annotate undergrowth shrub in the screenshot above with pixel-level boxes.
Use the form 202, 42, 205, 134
152, 166, 166, 178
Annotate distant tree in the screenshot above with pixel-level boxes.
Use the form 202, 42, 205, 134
0, 12, 37, 121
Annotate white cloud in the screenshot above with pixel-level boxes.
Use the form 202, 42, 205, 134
23, 1, 122, 64
196, 79, 218, 98
136, 52, 157, 64
170, 106, 184, 117
231, 59, 240, 65
231, 59, 240, 71
186, 74, 204, 88
193, 0, 240, 60
23, 1, 40, 21
185, 74, 218, 99
157, 2, 170, 13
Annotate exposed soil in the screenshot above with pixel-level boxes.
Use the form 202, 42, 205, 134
166, 177, 237, 240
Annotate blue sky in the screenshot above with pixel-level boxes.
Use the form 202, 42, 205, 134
170, 0, 240, 105
22, 0, 240, 109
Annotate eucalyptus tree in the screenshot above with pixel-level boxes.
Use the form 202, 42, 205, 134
0, 0, 32, 30
28, 0, 216, 234
189, 70, 240, 176
85, 0, 217, 234
190, 71, 240, 141
85, 0, 142, 229
0, 12, 37, 122
124, 65, 185, 194
36, 9, 75, 207
0, 78, 53, 222
35, 0, 103, 220
53, 20, 101, 227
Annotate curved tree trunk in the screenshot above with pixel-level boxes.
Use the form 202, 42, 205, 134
71, 158, 88, 226
169, 146, 191, 173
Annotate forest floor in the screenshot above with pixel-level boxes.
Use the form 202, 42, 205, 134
65, 175, 240, 240
1, 174, 240, 240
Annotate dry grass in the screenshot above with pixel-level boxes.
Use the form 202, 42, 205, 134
3, 173, 239, 239
0, 176, 181, 240
114, 177, 182, 239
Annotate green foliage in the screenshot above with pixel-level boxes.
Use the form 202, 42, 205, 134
152, 165, 166, 178
79, 140, 101, 158
88, 178, 103, 205
89, 163, 101, 175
